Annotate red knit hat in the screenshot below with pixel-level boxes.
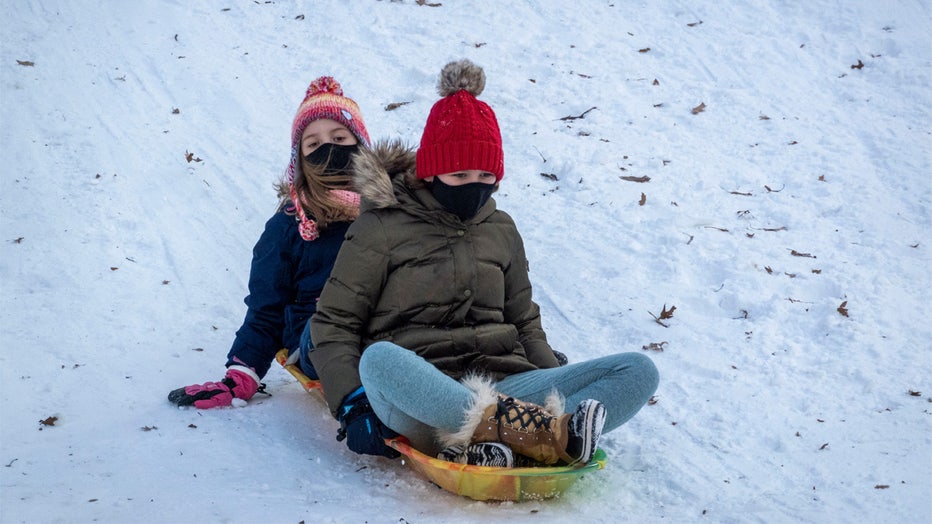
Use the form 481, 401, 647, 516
416, 60, 504, 181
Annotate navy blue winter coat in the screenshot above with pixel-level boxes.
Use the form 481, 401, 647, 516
225, 208, 351, 378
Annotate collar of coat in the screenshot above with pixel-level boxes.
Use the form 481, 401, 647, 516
352, 138, 416, 213
351, 139, 499, 224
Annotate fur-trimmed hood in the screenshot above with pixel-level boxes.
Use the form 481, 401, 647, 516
351, 138, 420, 213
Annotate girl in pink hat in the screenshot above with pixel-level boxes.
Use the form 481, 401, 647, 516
169, 76, 371, 409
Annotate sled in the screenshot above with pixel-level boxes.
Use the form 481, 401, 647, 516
275, 349, 606, 502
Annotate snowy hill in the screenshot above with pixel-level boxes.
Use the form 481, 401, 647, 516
1, 1, 929, 522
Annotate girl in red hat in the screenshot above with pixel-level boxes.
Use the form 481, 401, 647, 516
310, 60, 659, 468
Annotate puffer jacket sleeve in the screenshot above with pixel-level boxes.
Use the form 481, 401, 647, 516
226, 212, 295, 378
310, 212, 390, 417
502, 224, 560, 369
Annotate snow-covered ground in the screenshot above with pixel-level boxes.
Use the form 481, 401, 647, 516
2, 1, 930, 522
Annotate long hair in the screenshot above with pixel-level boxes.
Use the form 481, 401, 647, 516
276, 153, 359, 231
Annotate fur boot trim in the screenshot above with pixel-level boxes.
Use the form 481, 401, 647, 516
436, 374, 500, 449
543, 389, 566, 417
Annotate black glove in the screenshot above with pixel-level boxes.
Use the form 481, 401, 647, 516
553, 350, 569, 366
336, 391, 400, 459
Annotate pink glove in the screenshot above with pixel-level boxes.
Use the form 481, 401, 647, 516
167, 366, 260, 408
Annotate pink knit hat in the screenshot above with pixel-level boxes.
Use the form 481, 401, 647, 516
416, 60, 504, 181
287, 76, 370, 240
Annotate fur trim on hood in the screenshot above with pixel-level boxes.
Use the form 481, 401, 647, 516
351, 138, 418, 212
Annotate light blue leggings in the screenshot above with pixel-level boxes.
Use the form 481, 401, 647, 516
358, 341, 660, 455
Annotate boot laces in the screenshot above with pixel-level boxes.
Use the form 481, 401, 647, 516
496, 397, 553, 434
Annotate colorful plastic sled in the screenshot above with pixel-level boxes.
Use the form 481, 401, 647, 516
275, 349, 606, 501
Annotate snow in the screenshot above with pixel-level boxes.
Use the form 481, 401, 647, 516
2, 1, 930, 522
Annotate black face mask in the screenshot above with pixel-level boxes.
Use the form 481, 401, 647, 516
303, 143, 359, 175
430, 177, 496, 221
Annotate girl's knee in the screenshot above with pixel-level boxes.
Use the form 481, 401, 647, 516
609, 352, 659, 393
636, 353, 660, 393
359, 341, 397, 381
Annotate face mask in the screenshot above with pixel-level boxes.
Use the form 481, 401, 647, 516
430, 177, 496, 221
303, 143, 359, 175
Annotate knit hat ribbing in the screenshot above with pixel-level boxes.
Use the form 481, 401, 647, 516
416, 60, 504, 181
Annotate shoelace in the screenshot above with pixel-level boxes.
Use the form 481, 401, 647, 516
496, 397, 554, 434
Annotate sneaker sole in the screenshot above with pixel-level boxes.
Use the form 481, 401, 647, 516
467, 442, 515, 468
573, 400, 606, 465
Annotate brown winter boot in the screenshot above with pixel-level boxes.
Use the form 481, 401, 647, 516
471, 395, 606, 466
469, 396, 570, 465
437, 376, 606, 467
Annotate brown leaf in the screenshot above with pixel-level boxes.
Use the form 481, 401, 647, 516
39, 416, 58, 426
642, 341, 667, 352
141, 426, 158, 432
647, 396, 659, 405
837, 301, 849, 317
691, 102, 706, 115
171, 108, 180, 114
652, 78, 660, 86
384, 101, 411, 111
790, 249, 816, 258
540, 172, 558, 181
184, 150, 202, 163
908, 390, 922, 396
17, 60, 35, 67
638, 193, 647, 206
638, 47, 651, 53
819, 443, 829, 450
874, 484, 890, 489
648, 305, 675, 327
620, 175, 651, 183
416, 0, 442, 5
851, 59, 864, 69
294, 14, 304, 20
687, 21, 703, 27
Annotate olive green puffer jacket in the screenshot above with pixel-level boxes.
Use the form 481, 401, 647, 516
310, 139, 559, 417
